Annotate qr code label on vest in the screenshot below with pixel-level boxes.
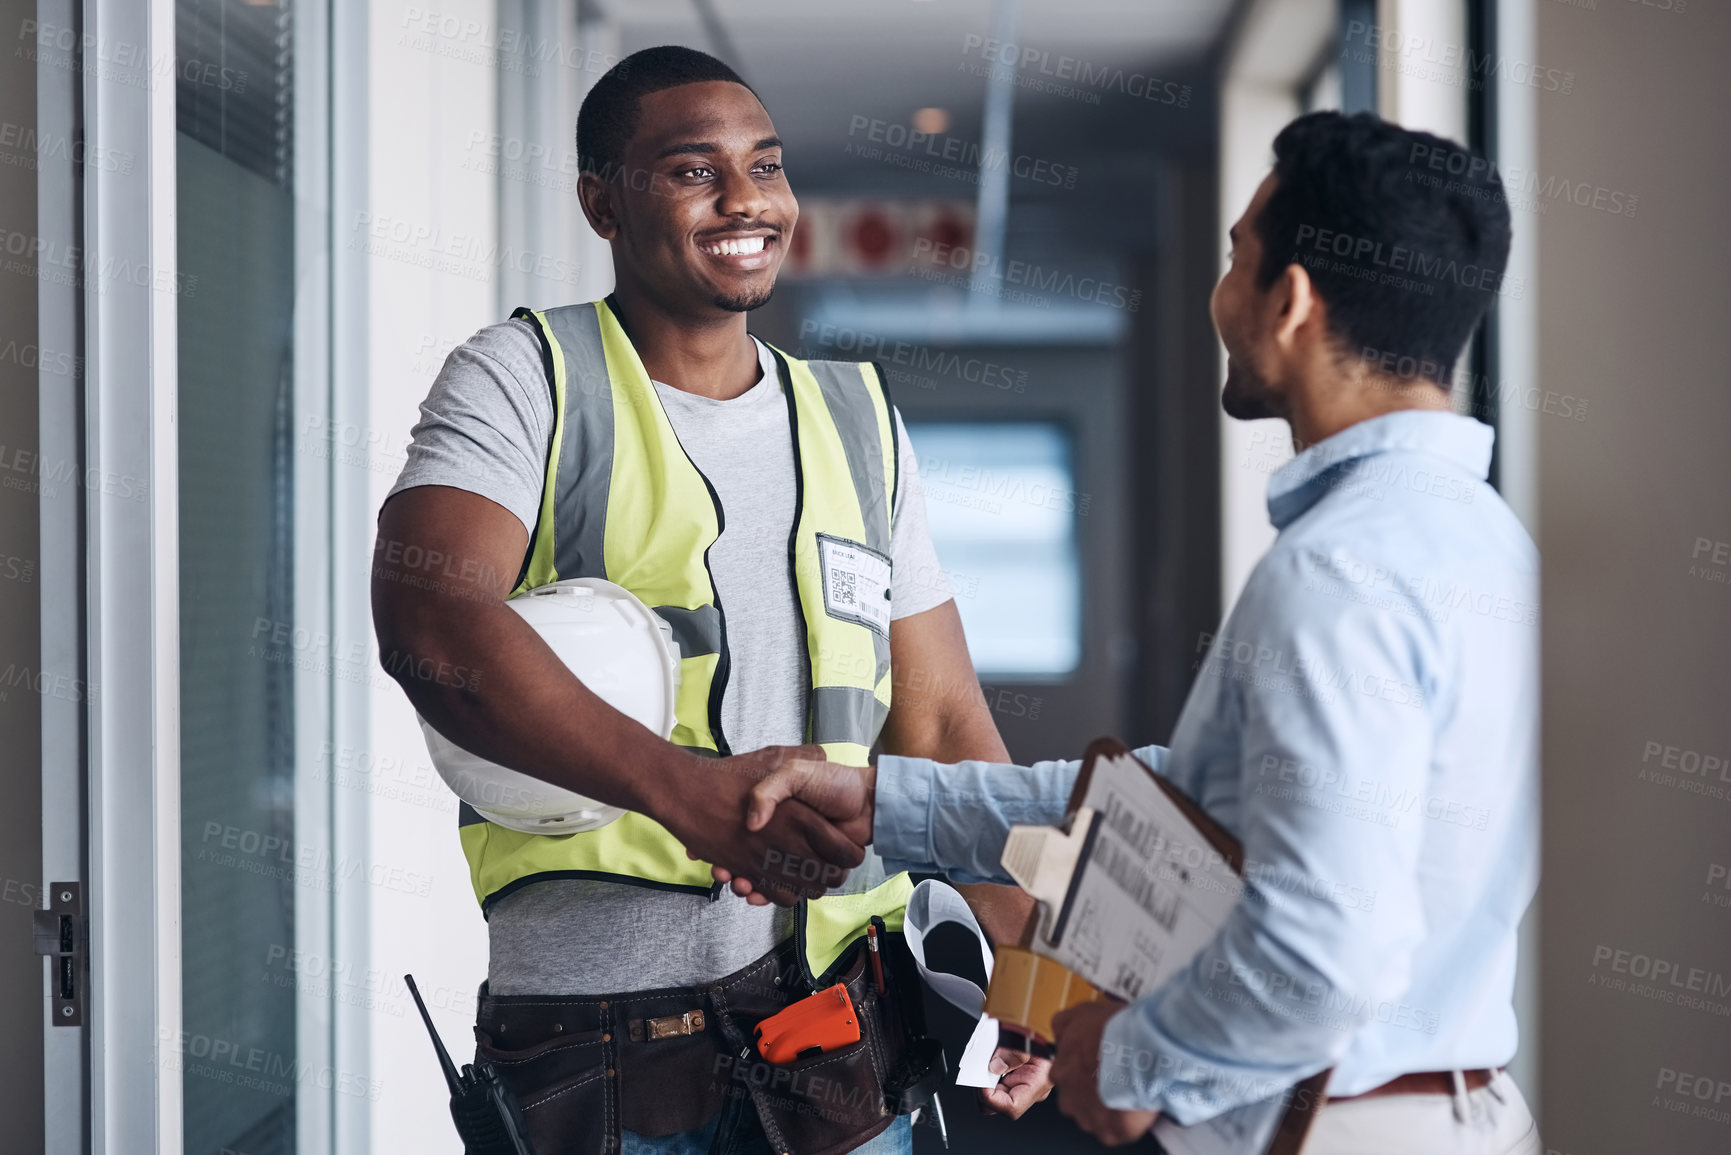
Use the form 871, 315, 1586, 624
817, 534, 892, 638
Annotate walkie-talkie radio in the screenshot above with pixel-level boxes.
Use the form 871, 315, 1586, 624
405, 974, 535, 1155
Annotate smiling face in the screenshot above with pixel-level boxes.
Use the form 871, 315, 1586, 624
580, 80, 796, 317
1212, 173, 1289, 421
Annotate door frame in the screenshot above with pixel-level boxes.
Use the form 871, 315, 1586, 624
36, 0, 87, 1147
77, 0, 183, 1149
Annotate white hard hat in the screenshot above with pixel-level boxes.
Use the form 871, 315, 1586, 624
419, 578, 681, 834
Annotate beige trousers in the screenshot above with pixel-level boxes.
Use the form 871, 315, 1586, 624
1302, 1071, 1542, 1155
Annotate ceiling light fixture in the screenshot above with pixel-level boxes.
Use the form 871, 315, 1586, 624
912, 107, 951, 134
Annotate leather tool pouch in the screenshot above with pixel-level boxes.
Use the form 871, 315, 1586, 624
710, 924, 919, 1155
472, 926, 931, 1155
471, 993, 610, 1155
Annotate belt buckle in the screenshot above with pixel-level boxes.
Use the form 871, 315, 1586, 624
628, 1010, 706, 1043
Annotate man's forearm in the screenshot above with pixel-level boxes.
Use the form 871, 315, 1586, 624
872, 745, 1170, 883
949, 883, 1034, 947
376, 487, 869, 905
878, 655, 1035, 942
375, 585, 697, 820
872, 754, 1080, 882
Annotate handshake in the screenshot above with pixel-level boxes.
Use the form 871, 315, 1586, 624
671, 744, 878, 906
672, 744, 1141, 1131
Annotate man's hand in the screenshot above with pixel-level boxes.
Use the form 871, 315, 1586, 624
709, 757, 876, 905
663, 745, 867, 906
745, 757, 874, 841
980, 1045, 1055, 1119
1050, 1001, 1159, 1146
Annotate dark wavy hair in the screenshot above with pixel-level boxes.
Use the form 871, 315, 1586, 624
1255, 111, 1513, 384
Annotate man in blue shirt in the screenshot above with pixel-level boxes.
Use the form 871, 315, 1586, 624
719, 111, 1541, 1153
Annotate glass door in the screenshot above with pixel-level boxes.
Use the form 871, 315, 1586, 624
175, 2, 323, 1151
174, 119, 300, 1133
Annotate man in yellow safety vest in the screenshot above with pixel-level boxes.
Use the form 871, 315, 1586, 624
374, 44, 1049, 1154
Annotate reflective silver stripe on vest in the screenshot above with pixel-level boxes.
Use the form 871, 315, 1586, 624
803, 360, 891, 557
535, 304, 614, 580
653, 604, 722, 658
801, 358, 894, 690
811, 685, 891, 747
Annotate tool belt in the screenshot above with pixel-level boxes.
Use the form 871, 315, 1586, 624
472, 926, 931, 1155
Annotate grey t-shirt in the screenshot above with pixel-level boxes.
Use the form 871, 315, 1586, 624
388, 318, 952, 994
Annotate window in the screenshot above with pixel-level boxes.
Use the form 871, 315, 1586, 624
177, 1, 302, 1151
907, 422, 1082, 679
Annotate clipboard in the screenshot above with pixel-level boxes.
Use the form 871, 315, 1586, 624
995, 738, 1248, 1006
1074, 737, 1245, 869
1052, 737, 1245, 949
982, 737, 1330, 1155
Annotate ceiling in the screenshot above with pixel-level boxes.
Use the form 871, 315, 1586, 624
586, 0, 1239, 166
579, 0, 1244, 339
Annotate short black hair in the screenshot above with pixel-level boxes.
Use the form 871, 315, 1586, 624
1255, 111, 1512, 385
576, 45, 756, 178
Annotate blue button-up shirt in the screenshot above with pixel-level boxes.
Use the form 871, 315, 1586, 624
876, 411, 1538, 1122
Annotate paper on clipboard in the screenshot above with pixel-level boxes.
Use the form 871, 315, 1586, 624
995, 740, 1329, 1155
1055, 749, 1241, 1000
1002, 742, 1243, 1003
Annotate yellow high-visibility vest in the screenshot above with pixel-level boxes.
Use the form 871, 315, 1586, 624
458, 298, 911, 981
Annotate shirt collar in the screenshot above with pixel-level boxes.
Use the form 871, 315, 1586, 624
1266, 410, 1495, 529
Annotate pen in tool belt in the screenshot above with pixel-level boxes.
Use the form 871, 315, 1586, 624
867, 923, 885, 993
865, 925, 948, 1147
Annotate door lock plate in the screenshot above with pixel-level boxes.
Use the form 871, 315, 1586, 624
32, 882, 83, 1027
